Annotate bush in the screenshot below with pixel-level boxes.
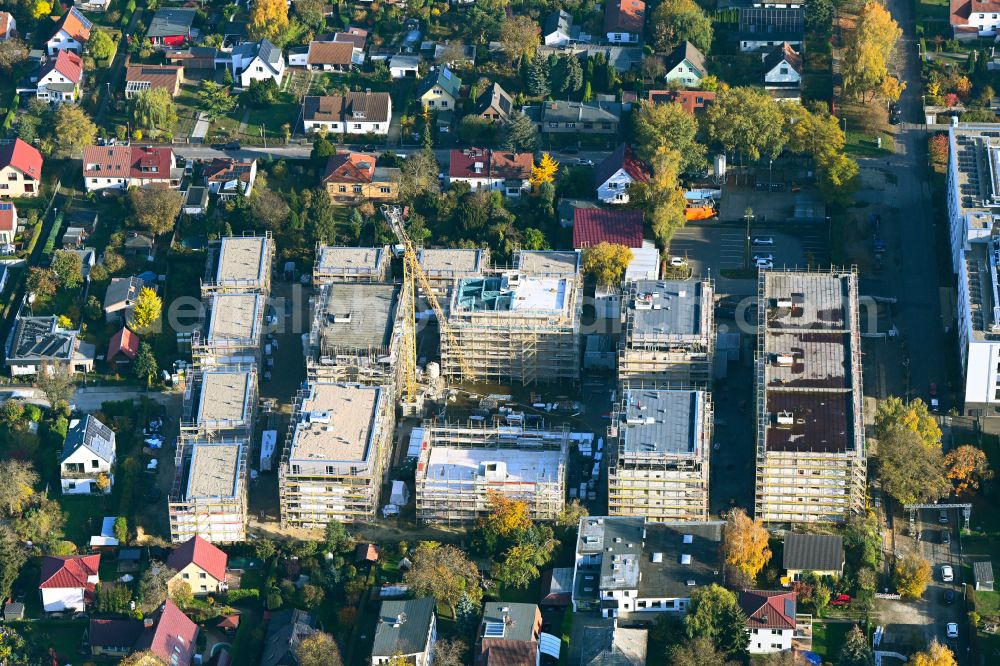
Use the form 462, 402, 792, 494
224, 588, 260, 603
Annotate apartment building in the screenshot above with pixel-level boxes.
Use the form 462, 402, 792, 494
313, 245, 391, 284
190, 292, 265, 367
201, 234, 274, 295
168, 439, 248, 543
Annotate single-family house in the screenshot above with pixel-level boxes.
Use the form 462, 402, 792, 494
303, 92, 392, 136
645, 89, 715, 113
543, 10, 574, 46
231, 39, 285, 87
975, 561, 995, 591
763, 42, 802, 89
740, 590, 797, 654
737, 8, 804, 52
287, 45, 309, 67
46, 7, 92, 56
165, 46, 221, 71
147, 8, 196, 47
107, 326, 139, 366
951, 0, 1000, 38
525, 100, 621, 134
572, 208, 644, 249
389, 54, 421, 78
594, 144, 650, 204
433, 42, 476, 67
104, 276, 146, 323
123, 231, 155, 258
39, 554, 100, 612
60, 415, 116, 495
321, 152, 399, 204
473, 82, 514, 123
5, 314, 94, 376
125, 64, 184, 99
204, 158, 258, 199
167, 535, 229, 596
372, 598, 437, 666
0, 202, 17, 245
183, 186, 209, 216
89, 600, 199, 664
334, 27, 368, 65
306, 41, 355, 71
0, 12, 17, 41
449, 148, 533, 197
663, 41, 706, 87
82, 145, 180, 192
0, 138, 42, 198
605, 0, 645, 44
36, 49, 84, 104
417, 67, 461, 110
476, 602, 542, 666
260, 609, 315, 666
782, 533, 845, 581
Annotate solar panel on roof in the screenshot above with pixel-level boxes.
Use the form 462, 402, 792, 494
442, 68, 452, 80
784, 599, 794, 618
483, 621, 505, 638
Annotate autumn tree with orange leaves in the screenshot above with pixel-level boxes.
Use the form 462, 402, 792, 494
721, 508, 772, 586
479, 492, 533, 537
944, 445, 993, 495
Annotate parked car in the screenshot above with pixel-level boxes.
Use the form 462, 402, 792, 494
755, 259, 774, 270
829, 594, 852, 607
940, 508, 949, 524
944, 589, 955, 605
946, 622, 958, 639
942, 529, 951, 544
223, 140, 241, 150
752, 236, 775, 246
670, 257, 688, 267
941, 564, 954, 582
753, 254, 774, 263
574, 158, 595, 167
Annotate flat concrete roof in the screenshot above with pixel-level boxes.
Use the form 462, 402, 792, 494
517, 250, 580, 275
186, 442, 242, 499
318, 282, 398, 350
764, 272, 847, 330
215, 236, 269, 285
417, 248, 485, 276
196, 370, 253, 424
627, 280, 710, 339
454, 276, 570, 314
316, 246, 386, 276
290, 383, 381, 463
421, 446, 564, 484
619, 389, 707, 457
207, 293, 262, 341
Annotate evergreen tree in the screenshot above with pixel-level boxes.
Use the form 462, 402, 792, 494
527, 53, 550, 98
561, 54, 583, 96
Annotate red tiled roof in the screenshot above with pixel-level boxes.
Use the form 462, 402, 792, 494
167, 535, 228, 582
491, 151, 532, 180
308, 41, 355, 66
605, 0, 646, 33
356, 543, 380, 563
82, 146, 175, 180
39, 554, 100, 591
125, 64, 183, 92
0, 12, 15, 40
594, 144, 650, 189
572, 208, 644, 248
321, 152, 376, 184
645, 89, 715, 114
479, 639, 538, 666
217, 614, 240, 630
333, 31, 366, 50
133, 599, 198, 665
738, 590, 797, 631
449, 148, 532, 180
108, 327, 139, 361
0, 138, 43, 181
203, 158, 254, 184
0, 202, 16, 232
950, 0, 1000, 24
52, 7, 92, 43
44, 49, 84, 84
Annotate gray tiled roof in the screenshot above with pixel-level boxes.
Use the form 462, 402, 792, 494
372, 598, 435, 658
480, 602, 538, 642
782, 533, 845, 572
664, 41, 706, 77
417, 67, 462, 100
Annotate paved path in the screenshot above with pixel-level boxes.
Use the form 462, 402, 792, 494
191, 113, 210, 140
2, 385, 180, 411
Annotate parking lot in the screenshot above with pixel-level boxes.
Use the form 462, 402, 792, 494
668, 222, 829, 277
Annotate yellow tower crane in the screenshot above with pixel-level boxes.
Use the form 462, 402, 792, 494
382, 205, 474, 406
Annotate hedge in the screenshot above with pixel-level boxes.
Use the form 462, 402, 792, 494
224, 588, 260, 603
41, 212, 65, 257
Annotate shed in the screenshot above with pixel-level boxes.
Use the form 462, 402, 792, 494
89, 516, 120, 549
3, 602, 24, 621
117, 548, 141, 573
975, 561, 995, 591
540, 567, 573, 606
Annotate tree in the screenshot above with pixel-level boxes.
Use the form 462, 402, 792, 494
805, 0, 835, 37
138, 561, 176, 612
311, 131, 336, 164
120, 651, 166, 666
638, 147, 689, 245
526, 53, 550, 98
838, 625, 875, 666
556, 499, 589, 527
432, 638, 467, 666
132, 88, 177, 132
26, 267, 57, 298
129, 187, 183, 235
103, 250, 125, 274
97, 582, 133, 613
479, 493, 533, 538
87, 28, 116, 61
894, 552, 932, 599
634, 100, 706, 170
298, 584, 325, 608
493, 537, 557, 589
170, 581, 194, 608
249, 0, 289, 41
130, 287, 163, 332
706, 87, 786, 163
295, 631, 343, 666
875, 397, 942, 447
254, 538, 277, 560
404, 542, 482, 615
243, 78, 279, 108
910, 641, 957, 666
649, 0, 713, 53
0, 400, 24, 427
114, 516, 128, 544
944, 444, 994, 495
721, 508, 771, 585
669, 637, 739, 666
559, 54, 583, 96
304, 187, 337, 244
51, 250, 84, 290
582, 243, 633, 287
0, 526, 27, 607
0, 38, 29, 73
844, 513, 880, 569
31, 0, 53, 19
52, 104, 97, 155
501, 112, 537, 152
15, 497, 66, 548
685, 585, 750, 658
134, 342, 158, 386
842, 2, 902, 102
397, 150, 441, 202
500, 15, 539, 68
877, 426, 950, 505
197, 80, 238, 120
530, 153, 559, 186
324, 521, 354, 553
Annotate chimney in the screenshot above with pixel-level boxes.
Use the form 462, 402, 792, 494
143, 618, 154, 629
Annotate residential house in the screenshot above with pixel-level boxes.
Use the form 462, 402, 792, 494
737, 8, 804, 52
46, 7, 92, 56
389, 54, 421, 78
39, 554, 100, 612
594, 144, 650, 204
663, 41, 706, 87
449, 148, 533, 197
433, 42, 476, 67
204, 158, 258, 199
372, 598, 437, 666
763, 42, 802, 90
0, 138, 42, 198
231, 39, 285, 87
0, 12, 17, 41
107, 326, 139, 365
5, 314, 94, 376
147, 8, 196, 47
951, 0, 1000, 38
645, 89, 715, 114
36, 49, 84, 104
260, 609, 315, 666
60, 415, 116, 495
572, 208, 644, 248
183, 186, 209, 215
417, 67, 461, 110
541, 568, 574, 606
543, 10, 574, 46
306, 41, 355, 71
321, 152, 399, 204
123, 231, 155, 258
302, 91, 392, 136
125, 64, 184, 99
473, 82, 514, 123
475, 602, 542, 666
167, 535, 229, 596
89, 600, 198, 664
525, 100, 621, 134
974, 561, 995, 591
166, 46, 222, 71
0, 202, 16, 245
740, 590, 797, 654
576, 620, 647, 665
82, 145, 181, 192
334, 27, 368, 65
782, 533, 845, 581
605, 0, 645, 44
104, 276, 146, 323
287, 45, 309, 67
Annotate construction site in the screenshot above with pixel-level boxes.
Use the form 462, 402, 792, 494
413, 422, 570, 525
179, 367, 258, 442
168, 439, 249, 543
416, 248, 489, 306
754, 269, 866, 524
607, 389, 712, 522
278, 382, 396, 527
190, 292, 265, 367
200, 233, 275, 295
313, 245, 391, 284
617, 279, 715, 389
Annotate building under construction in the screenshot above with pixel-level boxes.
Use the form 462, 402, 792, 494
414, 422, 569, 525
313, 245, 391, 284
179, 367, 258, 441
416, 248, 489, 305
607, 389, 711, 521
278, 382, 395, 527
191, 292, 265, 367
755, 269, 866, 524
168, 439, 249, 543
201, 234, 274, 295
618, 280, 715, 388
516, 250, 581, 276
443, 267, 583, 385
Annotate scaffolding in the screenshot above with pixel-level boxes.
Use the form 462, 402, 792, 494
190, 292, 265, 369
168, 437, 249, 544
414, 421, 569, 525
179, 365, 258, 442
312, 244, 391, 285
200, 232, 274, 296
753, 268, 866, 525
607, 390, 712, 522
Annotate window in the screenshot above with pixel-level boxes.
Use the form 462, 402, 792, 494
200, 585, 208, 591
584, 123, 593, 129
199, 573, 206, 579
380, 186, 390, 193
441, 100, 448, 107
338, 185, 346, 193
7, 173, 16, 181
183, 573, 190, 579
427, 100, 435, 107
256, 66, 263, 72
353, 123, 362, 130
353, 185, 362, 193
780, 67, 788, 74
91, 459, 99, 468
548, 122, 558, 128
566, 122, 576, 128
601, 123, 612, 129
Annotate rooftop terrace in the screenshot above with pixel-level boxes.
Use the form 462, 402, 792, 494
454, 275, 571, 314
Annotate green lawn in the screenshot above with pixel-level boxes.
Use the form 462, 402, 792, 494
811, 621, 851, 662
58, 493, 114, 548
976, 589, 1000, 618
15, 619, 86, 662
845, 130, 894, 157
245, 100, 298, 140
